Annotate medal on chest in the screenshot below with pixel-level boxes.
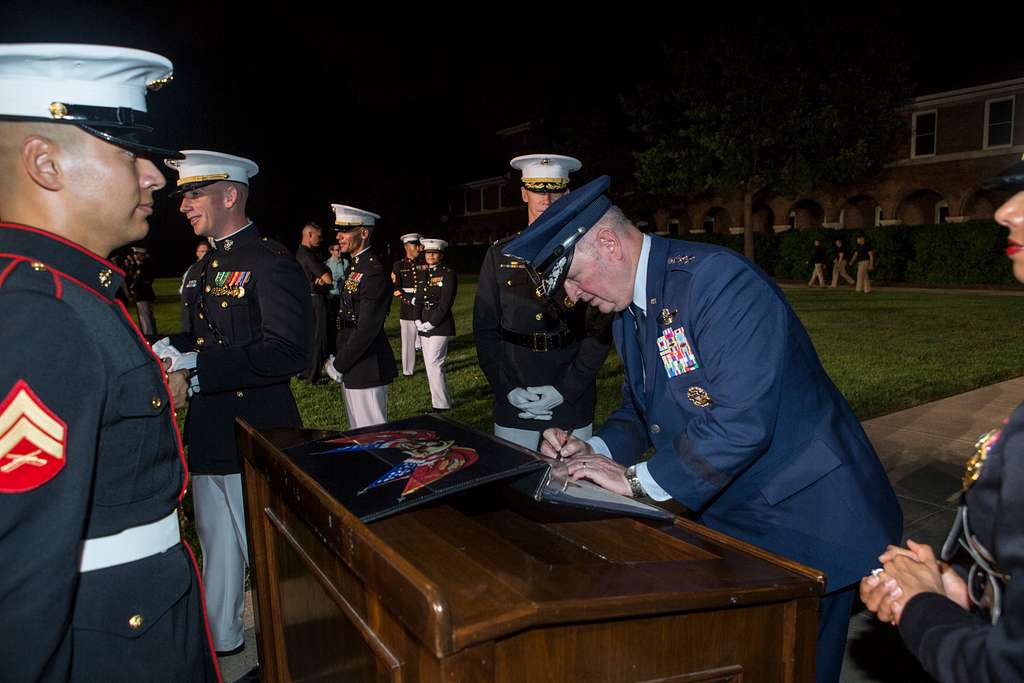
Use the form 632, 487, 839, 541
656, 326, 699, 378
345, 271, 364, 293
210, 271, 250, 297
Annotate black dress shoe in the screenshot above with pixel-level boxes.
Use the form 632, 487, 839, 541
215, 643, 245, 657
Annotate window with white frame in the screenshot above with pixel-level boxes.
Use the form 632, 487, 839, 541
912, 111, 937, 157
936, 201, 949, 224
985, 97, 1014, 149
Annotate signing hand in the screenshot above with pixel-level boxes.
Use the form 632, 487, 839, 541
539, 428, 592, 459
565, 454, 631, 496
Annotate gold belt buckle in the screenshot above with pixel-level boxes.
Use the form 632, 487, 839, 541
532, 333, 550, 352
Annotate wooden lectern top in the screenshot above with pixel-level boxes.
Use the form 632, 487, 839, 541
240, 424, 824, 663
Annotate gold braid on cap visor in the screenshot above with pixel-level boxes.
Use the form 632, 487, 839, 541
523, 178, 569, 193
176, 173, 231, 186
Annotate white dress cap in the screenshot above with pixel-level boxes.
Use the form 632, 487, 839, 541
400, 233, 422, 243
420, 238, 448, 252
0, 43, 180, 158
165, 150, 259, 189
0, 43, 173, 119
332, 204, 381, 228
510, 154, 582, 192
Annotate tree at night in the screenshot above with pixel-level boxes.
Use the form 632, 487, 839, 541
628, 19, 910, 259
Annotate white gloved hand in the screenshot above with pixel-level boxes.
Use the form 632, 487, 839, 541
521, 386, 564, 413
507, 387, 540, 410
419, 322, 434, 333
324, 355, 343, 383
414, 320, 424, 332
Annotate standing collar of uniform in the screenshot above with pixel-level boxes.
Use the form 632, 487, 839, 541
0, 222, 125, 299
352, 246, 372, 264
632, 234, 652, 312
211, 221, 256, 251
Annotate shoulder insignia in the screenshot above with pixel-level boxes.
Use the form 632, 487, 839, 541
963, 427, 1001, 491
0, 257, 61, 298
0, 380, 67, 493
258, 238, 290, 257
667, 255, 697, 266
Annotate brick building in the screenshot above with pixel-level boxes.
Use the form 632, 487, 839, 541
448, 78, 1023, 244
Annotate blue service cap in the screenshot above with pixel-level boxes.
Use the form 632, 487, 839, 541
983, 155, 1024, 190
502, 175, 611, 295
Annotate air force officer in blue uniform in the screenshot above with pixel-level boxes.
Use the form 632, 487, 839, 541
505, 176, 902, 683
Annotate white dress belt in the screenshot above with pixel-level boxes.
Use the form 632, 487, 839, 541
78, 509, 181, 573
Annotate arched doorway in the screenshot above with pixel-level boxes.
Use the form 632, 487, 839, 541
788, 199, 824, 230
897, 189, 946, 225
840, 195, 880, 229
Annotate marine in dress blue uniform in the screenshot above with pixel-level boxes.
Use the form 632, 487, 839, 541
160, 150, 312, 656
415, 238, 457, 411
473, 154, 612, 450
0, 44, 219, 681
392, 233, 424, 376
506, 176, 902, 683
325, 205, 397, 428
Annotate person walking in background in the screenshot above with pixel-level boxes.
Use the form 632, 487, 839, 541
850, 234, 875, 293
830, 237, 855, 288
808, 238, 826, 287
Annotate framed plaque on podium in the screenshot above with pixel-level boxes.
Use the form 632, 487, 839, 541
237, 417, 824, 682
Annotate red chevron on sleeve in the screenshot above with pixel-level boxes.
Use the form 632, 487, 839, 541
0, 380, 67, 493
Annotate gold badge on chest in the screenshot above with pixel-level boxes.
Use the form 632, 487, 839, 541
687, 386, 712, 408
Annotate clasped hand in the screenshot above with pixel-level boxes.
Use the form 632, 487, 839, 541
536, 428, 632, 497
859, 539, 968, 625
506, 385, 564, 420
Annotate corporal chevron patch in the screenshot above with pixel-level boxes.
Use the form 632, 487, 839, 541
0, 380, 67, 493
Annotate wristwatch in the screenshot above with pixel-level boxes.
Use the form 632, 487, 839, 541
624, 465, 645, 499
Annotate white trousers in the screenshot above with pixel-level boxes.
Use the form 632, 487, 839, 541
192, 473, 248, 652
420, 335, 451, 409
342, 384, 388, 428
494, 423, 594, 451
399, 319, 418, 375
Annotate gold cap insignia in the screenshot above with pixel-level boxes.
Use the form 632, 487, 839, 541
49, 102, 68, 119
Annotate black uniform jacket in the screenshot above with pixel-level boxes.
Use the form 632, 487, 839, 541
416, 264, 457, 337
473, 236, 613, 430
333, 247, 398, 389
898, 402, 1024, 682
171, 223, 311, 475
390, 256, 422, 320
0, 223, 218, 682
295, 243, 330, 296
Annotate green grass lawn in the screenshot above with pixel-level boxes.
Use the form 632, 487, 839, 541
148, 276, 1024, 433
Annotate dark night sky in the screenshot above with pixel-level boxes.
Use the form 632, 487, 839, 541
2, 2, 1023, 273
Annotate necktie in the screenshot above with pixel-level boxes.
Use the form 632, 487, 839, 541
629, 304, 647, 347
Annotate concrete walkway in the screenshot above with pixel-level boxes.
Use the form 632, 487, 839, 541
841, 375, 1024, 682
218, 376, 1024, 682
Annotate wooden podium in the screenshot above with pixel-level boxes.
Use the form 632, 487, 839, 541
237, 422, 824, 682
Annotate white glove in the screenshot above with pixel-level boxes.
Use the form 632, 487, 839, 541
507, 387, 540, 410
419, 322, 434, 333
521, 386, 564, 413
414, 320, 424, 332
324, 355, 343, 384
